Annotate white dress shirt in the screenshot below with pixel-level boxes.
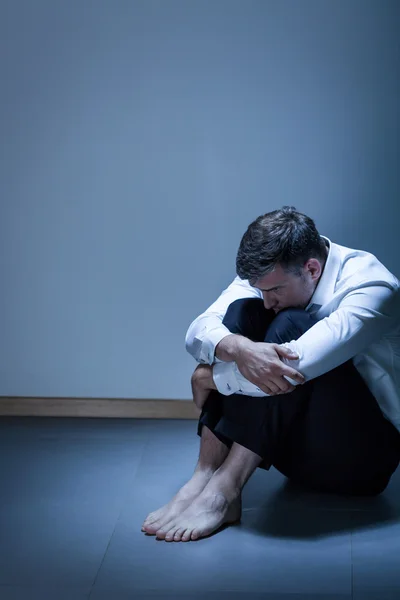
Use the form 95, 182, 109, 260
185, 236, 400, 433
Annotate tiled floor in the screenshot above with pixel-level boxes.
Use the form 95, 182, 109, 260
0, 416, 399, 600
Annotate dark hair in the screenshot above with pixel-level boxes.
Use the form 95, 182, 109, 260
236, 206, 327, 286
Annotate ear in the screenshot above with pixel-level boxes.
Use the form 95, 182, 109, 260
305, 258, 323, 281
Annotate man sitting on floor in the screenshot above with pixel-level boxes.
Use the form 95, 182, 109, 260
142, 206, 400, 542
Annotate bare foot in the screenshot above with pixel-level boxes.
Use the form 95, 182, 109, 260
153, 488, 242, 542
142, 470, 214, 534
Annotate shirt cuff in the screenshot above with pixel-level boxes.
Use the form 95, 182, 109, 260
212, 362, 241, 395
213, 362, 271, 396
230, 364, 270, 396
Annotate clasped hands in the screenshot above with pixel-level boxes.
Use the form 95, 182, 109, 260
191, 340, 305, 411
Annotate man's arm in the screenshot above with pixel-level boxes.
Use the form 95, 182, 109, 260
185, 274, 305, 396
214, 333, 249, 362
185, 275, 261, 364
213, 281, 400, 397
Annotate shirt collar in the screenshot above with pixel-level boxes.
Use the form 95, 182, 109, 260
306, 235, 341, 310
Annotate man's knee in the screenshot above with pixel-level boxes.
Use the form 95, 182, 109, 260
265, 308, 318, 344
222, 298, 272, 342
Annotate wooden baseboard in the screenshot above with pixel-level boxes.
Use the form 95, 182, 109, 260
0, 397, 200, 419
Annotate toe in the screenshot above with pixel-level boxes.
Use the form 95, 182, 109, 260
181, 529, 192, 542
172, 528, 186, 541
143, 523, 158, 534
165, 526, 179, 541
156, 522, 175, 540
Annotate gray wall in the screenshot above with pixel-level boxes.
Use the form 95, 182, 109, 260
1, 0, 399, 399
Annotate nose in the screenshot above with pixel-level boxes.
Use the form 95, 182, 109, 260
263, 297, 278, 311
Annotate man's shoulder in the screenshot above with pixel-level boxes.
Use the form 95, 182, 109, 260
332, 241, 399, 291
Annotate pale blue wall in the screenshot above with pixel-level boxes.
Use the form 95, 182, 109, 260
1, 0, 399, 399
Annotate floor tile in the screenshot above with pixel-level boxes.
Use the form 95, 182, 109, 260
0, 434, 145, 506
0, 500, 119, 587
353, 594, 400, 600
352, 589, 400, 600
351, 515, 400, 599
0, 586, 90, 600
0, 426, 146, 586
265, 466, 400, 514
0, 416, 152, 441
92, 505, 352, 596
90, 591, 351, 600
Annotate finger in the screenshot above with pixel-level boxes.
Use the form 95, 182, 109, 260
278, 379, 296, 394
260, 382, 281, 395
281, 366, 305, 384
270, 376, 294, 394
273, 344, 299, 360
268, 377, 296, 394
255, 382, 274, 395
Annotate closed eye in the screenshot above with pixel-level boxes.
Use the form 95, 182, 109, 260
259, 285, 284, 293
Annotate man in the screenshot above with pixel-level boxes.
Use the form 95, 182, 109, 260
142, 206, 400, 542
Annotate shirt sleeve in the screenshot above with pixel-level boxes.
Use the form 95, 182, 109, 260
184, 275, 262, 365
212, 281, 400, 397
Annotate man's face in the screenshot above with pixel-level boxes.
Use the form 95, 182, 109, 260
253, 260, 323, 314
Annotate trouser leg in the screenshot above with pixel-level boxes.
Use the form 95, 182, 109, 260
196, 298, 275, 451
263, 306, 400, 496
197, 299, 309, 461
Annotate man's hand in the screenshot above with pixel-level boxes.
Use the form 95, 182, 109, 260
235, 339, 305, 395
191, 364, 217, 411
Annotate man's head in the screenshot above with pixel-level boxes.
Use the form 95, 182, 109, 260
236, 206, 328, 313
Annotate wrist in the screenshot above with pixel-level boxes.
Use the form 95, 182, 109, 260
215, 334, 253, 362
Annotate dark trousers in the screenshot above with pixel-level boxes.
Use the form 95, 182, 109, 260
197, 298, 400, 496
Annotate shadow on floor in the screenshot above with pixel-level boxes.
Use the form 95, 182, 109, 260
242, 477, 400, 539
